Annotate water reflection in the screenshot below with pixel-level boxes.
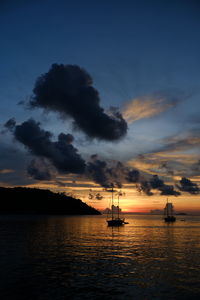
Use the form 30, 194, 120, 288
0, 214, 200, 299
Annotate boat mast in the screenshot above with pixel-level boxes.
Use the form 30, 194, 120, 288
166, 198, 169, 217
111, 185, 114, 220
117, 193, 120, 219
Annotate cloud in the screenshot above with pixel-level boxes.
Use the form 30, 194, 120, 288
86, 155, 181, 196
86, 155, 142, 189
191, 160, 200, 176
150, 175, 180, 196
86, 156, 122, 188
4, 117, 198, 197
4, 118, 16, 130
5, 119, 139, 187
29, 64, 127, 141
135, 174, 180, 196
0, 118, 16, 135
177, 177, 200, 194
127, 126, 200, 179
150, 174, 165, 189
12, 119, 86, 175
27, 158, 54, 181
0, 141, 32, 186
137, 180, 153, 196
88, 192, 104, 200
122, 92, 179, 123
161, 131, 200, 153
0, 169, 14, 174
126, 169, 140, 183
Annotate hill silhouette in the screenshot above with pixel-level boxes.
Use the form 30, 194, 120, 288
0, 187, 100, 215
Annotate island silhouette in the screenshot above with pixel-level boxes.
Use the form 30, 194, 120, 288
0, 187, 100, 215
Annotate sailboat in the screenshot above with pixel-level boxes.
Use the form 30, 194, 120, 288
106, 188, 128, 226
164, 198, 176, 222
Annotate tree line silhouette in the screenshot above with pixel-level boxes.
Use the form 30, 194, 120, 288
0, 187, 100, 215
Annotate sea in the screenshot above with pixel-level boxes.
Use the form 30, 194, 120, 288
0, 214, 200, 300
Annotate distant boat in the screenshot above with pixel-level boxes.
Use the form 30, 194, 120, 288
164, 198, 176, 222
107, 187, 128, 226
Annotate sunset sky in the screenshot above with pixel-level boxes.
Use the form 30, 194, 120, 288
0, 0, 200, 213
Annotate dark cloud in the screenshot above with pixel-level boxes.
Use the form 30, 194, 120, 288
88, 192, 103, 200
0, 118, 16, 135
137, 180, 153, 196
126, 169, 140, 183
95, 193, 103, 200
5, 117, 196, 198
88, 193, 94, 199
4, 118, 16, 130
150, 175, 165, 189
87, 157, 113, 188
12, 119, 86, 175
29, 64, 127, 141
135, 175, 181, 196
178, 177, 200, 194
87, 155, 143, 190
87, 156, 130, 188
27, 158, 53, 181
159, 184, 180, 196
150, 175, 180, 196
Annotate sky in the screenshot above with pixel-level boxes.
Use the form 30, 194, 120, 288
0, 0, 200, 213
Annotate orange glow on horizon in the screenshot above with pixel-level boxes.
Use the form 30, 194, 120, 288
3, 180, 200, 214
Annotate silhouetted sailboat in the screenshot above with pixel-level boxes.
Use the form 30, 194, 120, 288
164, 198, 176, 222
107, 187, 128, 226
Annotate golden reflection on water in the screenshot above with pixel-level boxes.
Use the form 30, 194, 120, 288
0, 214, 200, 299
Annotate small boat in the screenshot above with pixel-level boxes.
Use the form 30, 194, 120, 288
107, 217, 125, 226
107, 187, 128, 226
164, 198, 176, 222
165, 215, 176, 222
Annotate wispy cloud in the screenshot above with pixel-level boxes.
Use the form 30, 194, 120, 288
127, 129, 200, 180
161, 129, 200, 152
0, 169, 14, 174
122, 93, 179, 123
128, 152, 198, 177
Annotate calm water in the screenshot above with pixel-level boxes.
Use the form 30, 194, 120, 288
0, 214, 200, 299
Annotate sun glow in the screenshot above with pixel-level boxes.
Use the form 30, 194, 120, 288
15, 176, 200, 214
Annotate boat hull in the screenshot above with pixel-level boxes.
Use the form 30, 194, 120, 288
164, 216, 176, 222
107, 218, 125, 226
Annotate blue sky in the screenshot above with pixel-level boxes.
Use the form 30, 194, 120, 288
1, 0, 200, 111
0, 0, 200, 207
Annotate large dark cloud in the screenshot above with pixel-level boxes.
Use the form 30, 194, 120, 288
4, 119, 198, 198
86, 156, 182, 197
177, 177, 200, 194
13, 119, 86, 174
29, 64, 127, 141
